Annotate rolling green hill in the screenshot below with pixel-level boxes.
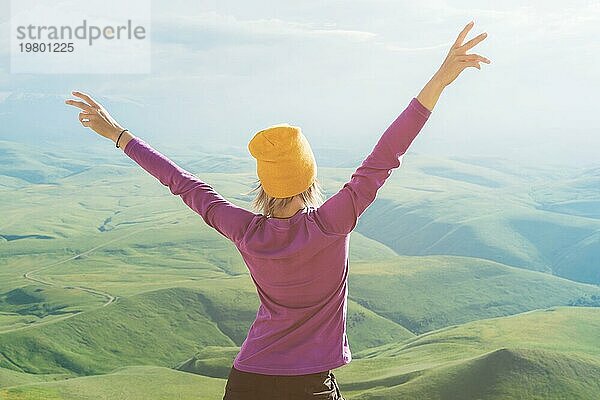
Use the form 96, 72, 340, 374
0, 366, 225, 400
0, 288, 235, 375
2, 139, 599, 284
0, 285, 106, 333
0, 286, 413, 377
3, 231, 597, 375
1, 139, 599, 399
1, 257, 597, 388
351, 348, 600, 400
354, 155, 600, 284
348, 254, 600, 334
0, 367, 66, 389
337, 307, 600, 399
175, 299, 416, 379
2, 308, 599, 399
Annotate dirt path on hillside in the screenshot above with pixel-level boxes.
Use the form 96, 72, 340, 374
4, 225, 165, 334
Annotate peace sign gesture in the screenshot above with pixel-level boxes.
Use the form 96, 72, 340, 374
434, 21, 491, 87
65, 91, 126, 143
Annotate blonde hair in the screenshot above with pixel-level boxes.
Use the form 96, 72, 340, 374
246, 177, 325, 217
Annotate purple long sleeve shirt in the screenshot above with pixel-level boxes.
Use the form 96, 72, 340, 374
123, 97, 431, 375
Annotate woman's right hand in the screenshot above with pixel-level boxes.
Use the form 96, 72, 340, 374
65, 91, 126, 143
434, 21, 491, 88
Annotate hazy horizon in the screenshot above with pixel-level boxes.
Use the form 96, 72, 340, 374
0, 0, 598, 168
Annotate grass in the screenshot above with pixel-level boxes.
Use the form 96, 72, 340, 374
336, 307, 600, 399
0, 288, 235, 375
0, 367, 69, 389
0, 285, 414, 377
1, 139, 599, 399
349, 348, 600, 400
353, 154, 600, 284
2, 308, 599, 399
349, 254, 600, 334
0, 366, 226, 400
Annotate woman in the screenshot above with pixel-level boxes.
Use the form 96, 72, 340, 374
66, 21, 489, 400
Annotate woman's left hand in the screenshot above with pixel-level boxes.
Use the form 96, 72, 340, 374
433, 21, 491, 88
65, 91, 125, 143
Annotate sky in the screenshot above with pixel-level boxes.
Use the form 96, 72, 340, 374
0, 0, 598, 168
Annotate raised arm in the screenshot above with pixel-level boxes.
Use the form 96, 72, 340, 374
121, 136, 255, 243
65, 91, 255, 244
314, 97, 431, 235
314, 21, 490, 235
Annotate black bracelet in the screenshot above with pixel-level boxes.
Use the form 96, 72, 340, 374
116, 129, 128, 148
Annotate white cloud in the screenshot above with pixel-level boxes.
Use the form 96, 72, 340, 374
154, 12, 378, 48
421, 2, 600, 42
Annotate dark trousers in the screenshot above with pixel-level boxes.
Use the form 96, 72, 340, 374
222, 365, 345, 399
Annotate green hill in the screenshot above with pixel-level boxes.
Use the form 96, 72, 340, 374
1, 140, 599, 399
0, 288, 235, 375
0, 140, 92, 184
3, 307, 599, 399
2, 226, 598, 377
0, 366, 225, 400
4, 244, 596, 377
0, 285, 105, 326
0, 367, 64, 389
351, 348, 600, 400
175, 299, 416, 379
337, 307, 600, 399
2, 139, 599, 284
353, 155, 600, 284
349, 254, 600, 334
0, 286, 414, 378
530, 166, 600, 219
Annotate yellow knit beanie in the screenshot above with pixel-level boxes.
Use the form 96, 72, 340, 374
248, 123, 317, 199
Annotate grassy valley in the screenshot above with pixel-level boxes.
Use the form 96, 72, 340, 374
0, 139, 598, 399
